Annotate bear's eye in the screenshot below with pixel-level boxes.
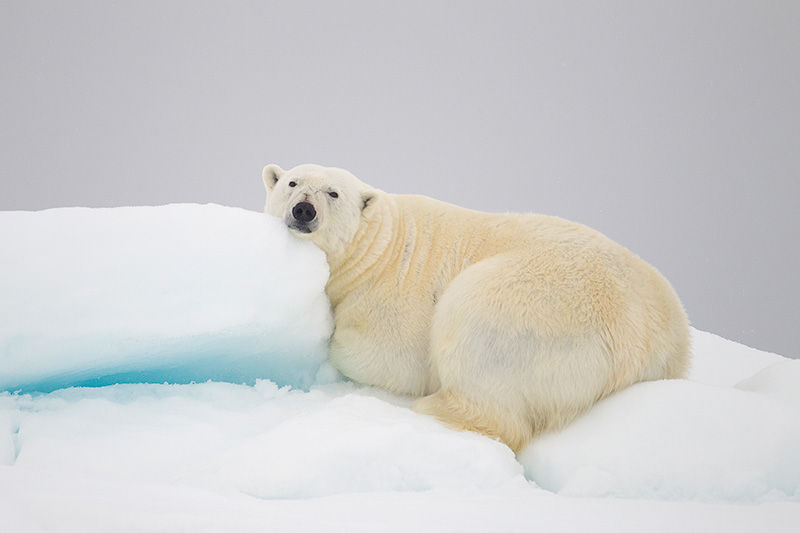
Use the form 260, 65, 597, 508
288, 181, 297, 188
329, 191, 339, 199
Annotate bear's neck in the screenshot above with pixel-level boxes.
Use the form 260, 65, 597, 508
324, 195, 404, 309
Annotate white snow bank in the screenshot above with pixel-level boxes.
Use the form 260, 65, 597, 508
519, 375, 800, 502
736, 359, 800, 406
688, 329, 785, 386
0, 381, 523, 498
518, 330, 800, 503
0, 204, 333, 392
211, 392, 522, 498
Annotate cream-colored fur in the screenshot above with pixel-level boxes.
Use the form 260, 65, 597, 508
263, 163, 691, 452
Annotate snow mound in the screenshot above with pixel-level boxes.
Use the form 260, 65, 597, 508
518, 376, 800, 502
688, 329, 785, 386
1, 381, 523, 499
0, 204, 334, 392
518, 331, 800, 502
735, 359, 800, 406
211, 392, 523, 498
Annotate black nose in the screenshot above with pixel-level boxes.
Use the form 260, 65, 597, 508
292, 202, 316, 223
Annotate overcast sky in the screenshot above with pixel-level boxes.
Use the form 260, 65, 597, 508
1, 1, 798, 359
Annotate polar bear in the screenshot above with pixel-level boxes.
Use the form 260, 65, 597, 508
263, 163, 690, 452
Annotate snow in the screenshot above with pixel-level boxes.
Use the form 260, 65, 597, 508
0, 204, 334, 392
0, 204, 798, 532
519, 371, 800, 502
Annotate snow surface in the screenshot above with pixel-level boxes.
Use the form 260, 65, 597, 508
1, 204, 798, 532
0, 204, 334, 392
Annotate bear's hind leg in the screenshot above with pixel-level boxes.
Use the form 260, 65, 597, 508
414, 255, 613, 452
413, 389, 533, 452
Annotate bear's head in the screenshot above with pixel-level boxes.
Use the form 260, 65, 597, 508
263, 163, 377, 255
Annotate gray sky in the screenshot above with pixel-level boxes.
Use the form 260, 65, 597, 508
2, 1, 798, 359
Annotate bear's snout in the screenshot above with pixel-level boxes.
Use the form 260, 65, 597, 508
292, 202, 317, 223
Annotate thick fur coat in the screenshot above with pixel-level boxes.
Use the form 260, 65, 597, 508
263, 163, 690, 451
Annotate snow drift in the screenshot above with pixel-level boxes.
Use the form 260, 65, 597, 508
0, 204, 333, 392
0, 204, 798, 532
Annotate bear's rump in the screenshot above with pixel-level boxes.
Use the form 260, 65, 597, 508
424, 253, 632, 439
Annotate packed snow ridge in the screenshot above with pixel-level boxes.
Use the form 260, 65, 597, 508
0, 204, 798, 531
0, 204, 334, 393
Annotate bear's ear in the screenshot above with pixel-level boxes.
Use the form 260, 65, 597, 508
361, 191, 375, 212
262, 164, 284, 192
